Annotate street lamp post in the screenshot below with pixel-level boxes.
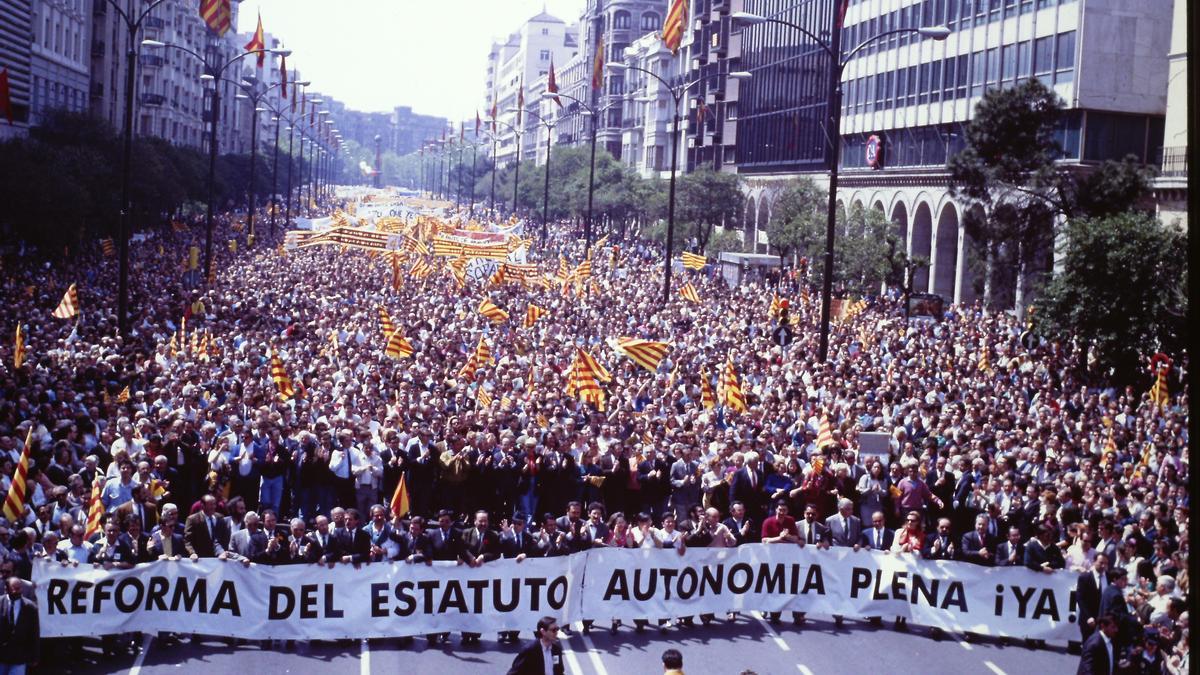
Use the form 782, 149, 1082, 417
269, 111, 281, 237
607, 63, 750, 304
374, 134, 382, 189
102, 0, 171, 337
488, 133, 498, 215
143, 39, 289, 282
508, 108, 556, 245
283, 79, 310, 229
232, 76, 283, 246
731, 12, 949, 362
541, 91, 622, 249
467, 135, 480, 218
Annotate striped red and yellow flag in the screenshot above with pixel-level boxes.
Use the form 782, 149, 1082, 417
243, 12, 266, 67
680, 251, 706, 271
476, 387, 493, 408
720, 357, 747, 412
410, 257, 432, 279
83, 474, 104, 539
1, 428, 33, 521
700, 367, 715, 409
199, 0, 232, 36
116, 385, 130, 403
556, 257, 571, 286
101, 238, 116, 257
447, 257, 468, 287
566, 348, 607, 411
379, 306, 396, 340
489, 265, 507, 287
270, 350, 295, 401
679, 282, 701, 304
661, 0, 689, 54
384, 331, 414, 359
403, 234, 430, 257
574, 257, 593, 281
52, 283, 79, 319
611, 337, 669, 373
389, 474, 411, 519
768, 294, 782, 317
978, 349, 993, 375
477, 298, 510, 323
816, 415, 835, 448
459, 336, 492, 381
1148, 368, 1169, 408
168, 331, 179, 358
13, 324, 25, 370
524, 304, 547, 328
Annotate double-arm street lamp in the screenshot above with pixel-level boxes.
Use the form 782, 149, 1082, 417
283, 78, 312, 229
606, 63, 750, 304
540, 91, 623, 249
507, 107, 556, 246
143, 39, 290, 282
230, 75, 284, 246
489, 117, 524, 218
731, 11, 949, 362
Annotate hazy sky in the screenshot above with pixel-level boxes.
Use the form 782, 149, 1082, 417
237, 0, 587, 120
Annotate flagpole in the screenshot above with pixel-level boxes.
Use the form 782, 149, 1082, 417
468, 141, 478, 219
489, 134, 498, 216
270, 110, 280, 238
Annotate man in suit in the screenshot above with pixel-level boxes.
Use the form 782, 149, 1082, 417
89, 521, 135, 568
114, 484, 159, 534
507, 616, 565, 675
1077, 614, 1118, 675
227, 511, 268, 566
1073, 553, 1110, 653
498, 514, 540, 643
924, 517, 957, 560
335, 509, 371, 565
668, 446, 702, 520
861, 510, 894, 551
393, 516, 433, 564
304, 515, 338, 564
184, 495, 230, 559
427, 509, 467, 643
797, 504, 827, 549
995, 526, 1025, 567
729, 452, 767, 518
460, 509, 501, 644
722, 500, 759, 545
1098, 568, 1140, 652
149, 517, 189, 560
1025, 523, 1065, 572
961, 513, 995, 566
0, 577, 39, 671
824, 498, 861, 627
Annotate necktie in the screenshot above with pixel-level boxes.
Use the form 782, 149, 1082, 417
137, 505, 144, 532
844, 517, 850, 541
749, 471, 756, 489
876, 529, 882, 549
163, 535, 173, 557
517, 533, 522, 550
807, 524, 814, 544
207, 517, 215, 538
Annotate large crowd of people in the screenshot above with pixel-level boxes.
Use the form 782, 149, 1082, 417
0, 192, 1188, 674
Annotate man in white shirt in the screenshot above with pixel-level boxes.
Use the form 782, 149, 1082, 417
328, 430, 364, 509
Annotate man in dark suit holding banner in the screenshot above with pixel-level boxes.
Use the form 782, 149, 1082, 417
507, 616, 564, 675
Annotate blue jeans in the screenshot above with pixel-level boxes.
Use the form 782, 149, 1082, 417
0, 663, 28, 675
259, 476, 284, 515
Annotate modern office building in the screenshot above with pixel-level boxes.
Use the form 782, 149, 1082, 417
1153, 0, 1186, 229
618, 30, 683, 177
0, 0, 34, 139
28, 0, 92, 128
716, 0, 1172, 306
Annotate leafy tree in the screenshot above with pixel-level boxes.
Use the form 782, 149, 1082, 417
765, 176, 824, 274
1035, 213, 1187, 381
674, 169, 742, 251
835, 203, 904, 295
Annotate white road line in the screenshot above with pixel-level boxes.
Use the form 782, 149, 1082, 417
579, 631, 609, 675
360, 638, 370, 675
983, 661, 1007, 675
752, 611, 791, 652
128, 634, 153, 675
796, 665, 815, 675
959, 639, 974, 650
561, 638, 586, 675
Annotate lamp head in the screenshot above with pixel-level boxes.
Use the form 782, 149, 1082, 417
918, 26, 952, 40
728, 71, 752, 81
730, 12, 768, 26
140, 39, 165, 48
605, 63, 628, 72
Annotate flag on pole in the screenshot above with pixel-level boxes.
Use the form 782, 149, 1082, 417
523, 304, 547, 328
116, 385, 131, 403
384, 331, 414, 359
0, 67, 13, 125
680, 251, 706, 270
720, 357, 747, 412
768, 294, 783, 318
547, 57, 562, 107
475, 110, 481, 136
978, 349, 993, 375
610, 337, 669, 372
244, 12, 266, 67
378, 306, 396, 340
517, 77, 525, 124
591, 36, 605, 90
279, 55, 288, 99
410, 258, 432, 279
816, 415, 835, 448
1148, 367, 1169, 407
700, 367, 716, 409
83, 474, 104, 539
477, 298, 510, 323
198, 0, 232, 36
476, 387, 493, 408
1, 428, 33, 521
101, 238, 116, 256
566, 348, 607, 411
490, 96, 497, 132
661, 0, 689, 54
52, 284, 79, 319
679, 282, 701, 304
13, 324, 25, 370
269, 350, 295, 401
389, 474, 411, 518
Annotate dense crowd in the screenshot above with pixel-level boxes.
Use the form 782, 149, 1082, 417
0, 193, 1188, 674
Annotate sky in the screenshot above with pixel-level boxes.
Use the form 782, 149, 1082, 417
236, 0, 587, 121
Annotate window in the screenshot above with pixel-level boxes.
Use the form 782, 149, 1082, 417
1002, 44, 1015, 81
1033, 36, 1054, 75
539, 49, 551, 61
930, 60, 942, 101
542, 28, 549, 35
986, 47, 999, 85
613, 11, 630, 29
1055, 31, 1076, 83
897, 68, 908, 106
956, 53, 969, 97
641, 13, 659, 32
1017, 41, 1032, 79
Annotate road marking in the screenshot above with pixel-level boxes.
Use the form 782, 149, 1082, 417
752, 612, 791, 651
360, 638, 370, 675
959, 639, 974, 650
580, 631, 609, 675
128, 634, 153, 675
796, 665, 815, 675
561, 636, 585, 675
984, 661, 1007, 675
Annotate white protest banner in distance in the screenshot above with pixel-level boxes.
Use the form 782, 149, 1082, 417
36, 545, 1076, 642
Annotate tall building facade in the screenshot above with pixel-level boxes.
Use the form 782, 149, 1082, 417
0, 0, 34, 138
29, 0, 92, 127
720, 0, 1172, 306
1153, 0, 1186, 228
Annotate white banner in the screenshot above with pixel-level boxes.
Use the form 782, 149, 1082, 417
34, 546, 1077, 642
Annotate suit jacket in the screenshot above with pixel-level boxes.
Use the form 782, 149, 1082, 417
506, 640, 565, 675
860, 526, 895, 551
89, 537, 135, 566
303, 530, 338, 563
462, 527, 501, 564
1076, 571, 1105, 638
500, 529, 540, 558
1024, 538, 1064, 572
335, 527, 371, 564
960, 531, 993, 566
729, 467, 767, 516
0, 594, 39, 664
184, 511, 230, 557
121, 532, 154, 563
573, 520, 609, 549
923, 532, 957, 560
1075, 631, 1113, 675
229, 528, 269, 563
149, 530, 186, 559
390, 531, 432, 563
429, 526, 466, 562
824, 513, 862, 547
797, 518, 826, 546
115, 500, 159, 531
722, 517, 760, 545
995, 541, 1025, 567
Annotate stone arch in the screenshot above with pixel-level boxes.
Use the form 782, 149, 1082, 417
960, 203, 986, 304
756, 195, 770, 254
932, 201, 959, 299
910, 201, 933, 292
743, 195, 756, 233
871, 199, 885, 214
890, 200, 909, 259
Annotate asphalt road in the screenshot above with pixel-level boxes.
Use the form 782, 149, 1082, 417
49, 613, 1077, 674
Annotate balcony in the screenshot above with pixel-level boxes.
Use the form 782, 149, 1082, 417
1161, 146, 1187, 178
140, 93, 167, 106
145, 16, 166, 29
139, 54, 165, 68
